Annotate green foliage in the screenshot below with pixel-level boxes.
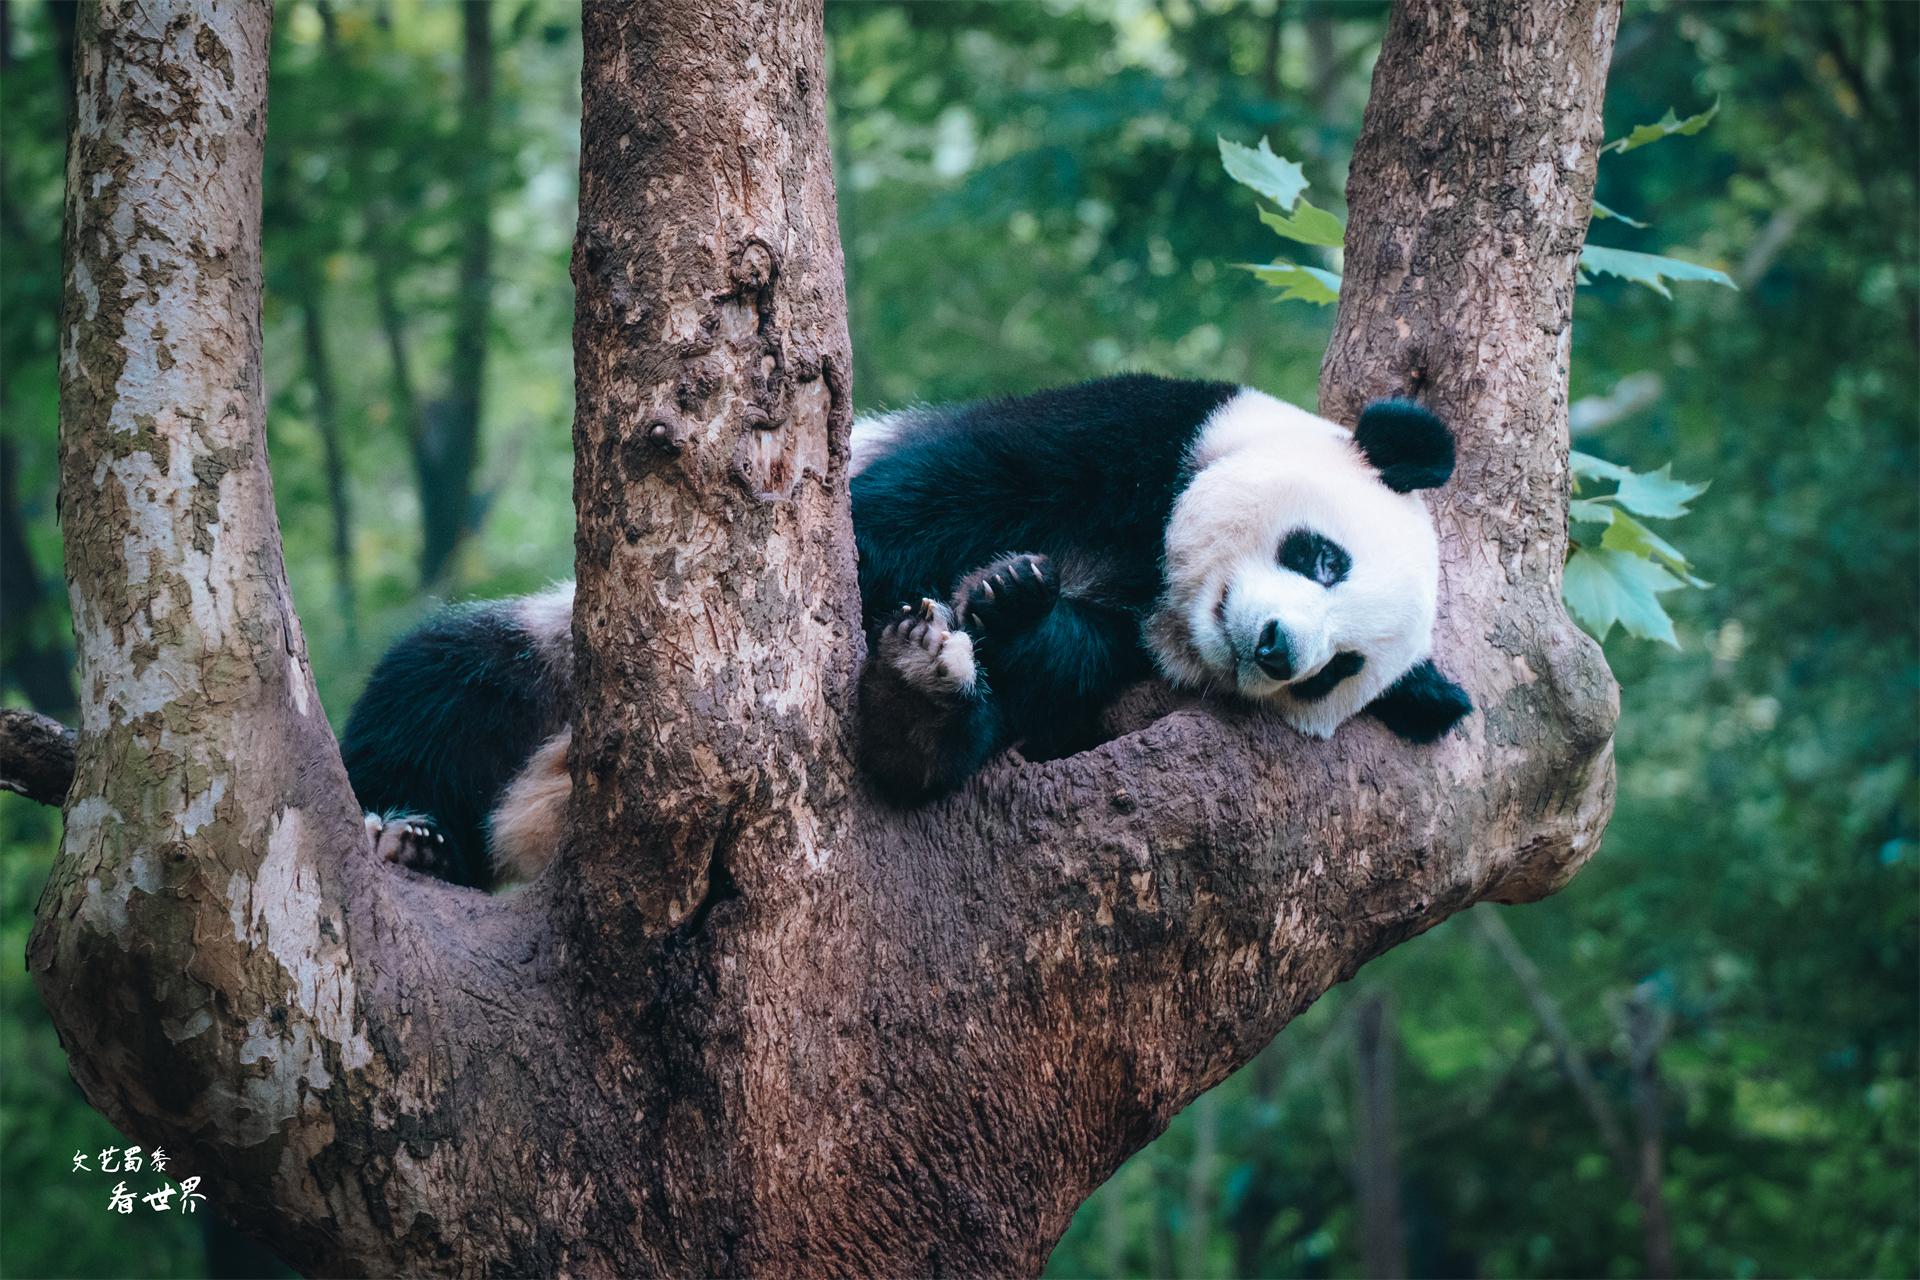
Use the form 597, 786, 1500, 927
1224, 133, 1343, 307
1255, 199, 1345, 247
1579, 244, 1738, 297
1237, 260, 1341, 305
1591, 196, 1650, 228
1567, 450, 1710, 644
1602, 99, 1722, 155
1216, 135, 1308, 209
1563, 546, 1686, 645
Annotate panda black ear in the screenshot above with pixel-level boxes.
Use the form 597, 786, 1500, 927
1353, 400, 1456, 493
1366, 659, 1472, 743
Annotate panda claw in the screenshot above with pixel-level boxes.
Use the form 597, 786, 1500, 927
956, 552, 1059, 636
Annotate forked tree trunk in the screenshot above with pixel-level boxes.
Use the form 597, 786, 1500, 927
25, 0, 1620, 1274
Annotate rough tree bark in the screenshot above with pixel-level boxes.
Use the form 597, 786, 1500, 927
24, 0, 1619, 1275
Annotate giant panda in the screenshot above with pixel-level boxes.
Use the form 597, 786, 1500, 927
343, 373, 1471, 888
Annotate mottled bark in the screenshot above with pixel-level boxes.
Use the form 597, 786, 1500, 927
25, 0, 1619, 1276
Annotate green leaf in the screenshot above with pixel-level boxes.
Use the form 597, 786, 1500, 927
1613, 463, 1710, 518
1258, 198, 1346, 247
1564, 547, 1684, 646
1579, 245, 1737, 298
1219, 135, 1308, 210
1601, 510, 1710, 587
1569, 498, 1617, 527
1236, 261, 1341, 305
1591, 198, 1649, 228
1603, 100, 1720, 155
1569, 450, 1632, 483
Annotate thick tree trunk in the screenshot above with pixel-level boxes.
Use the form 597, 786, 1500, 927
25, 0, 1619, 1275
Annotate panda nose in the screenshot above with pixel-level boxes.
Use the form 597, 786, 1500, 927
1254, 620, 1293, 680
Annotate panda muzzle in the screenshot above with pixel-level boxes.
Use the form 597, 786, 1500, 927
1254, 620, 1294, 681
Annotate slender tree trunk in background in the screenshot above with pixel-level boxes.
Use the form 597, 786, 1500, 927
1351, 994, 1408, 1280
46, 0, 76, 84
297, 285, 358, 650
1149, 1171, 1180, 1280
416, 0, 495, 586
0, 439, 77, 718
331, 3, 491, 590
1624, 986, 1677, 1279
365, 213, 425, 463
0, 1, 80, 719
1260, 6, 1283, 101
1100, 1180, 1133, 1277
1183, 1089, 1221, 1278
22, 0, 1619, 1272
1478, 910, 1681, 1275
1306, 11, 1340, 115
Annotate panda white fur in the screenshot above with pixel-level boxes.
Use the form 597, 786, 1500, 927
343, 374, 1470, 887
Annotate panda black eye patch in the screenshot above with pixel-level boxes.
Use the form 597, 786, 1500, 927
1290, 650, 1365, 702
1277, 529, 1352, 587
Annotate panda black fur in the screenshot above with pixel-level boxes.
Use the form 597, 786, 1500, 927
343, 586, 573, 887
341, 374, 1472, 888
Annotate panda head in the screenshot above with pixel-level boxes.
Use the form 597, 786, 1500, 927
1145, 390, 1472, 744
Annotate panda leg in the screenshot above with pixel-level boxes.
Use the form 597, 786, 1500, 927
858, 598, 998, 802
487, 729, 572, 884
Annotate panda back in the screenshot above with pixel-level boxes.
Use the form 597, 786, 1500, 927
850, 374, 1239, 621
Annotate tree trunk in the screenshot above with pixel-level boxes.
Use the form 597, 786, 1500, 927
1350, 994, 1408, 1280
416, 0, 494, 586
1183, 1088, 1220, 1278
1624, 985, 1677, 1279
0, 437, 78, 717
26, 0, 1620, 1275
297, 283, 358, 650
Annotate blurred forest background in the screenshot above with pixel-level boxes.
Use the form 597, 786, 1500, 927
2, 2, 1915, 1277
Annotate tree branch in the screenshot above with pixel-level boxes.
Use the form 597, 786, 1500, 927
884, 0, 1624, 1213
0, 708, 75, 805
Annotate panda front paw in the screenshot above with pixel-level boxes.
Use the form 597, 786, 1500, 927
876, 598, 977, 697
955, 552, 1058, 637
364, 811, 450, 875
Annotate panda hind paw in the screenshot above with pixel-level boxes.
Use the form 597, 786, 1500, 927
956, 552, 1058, 637
877, 598, 977, 696
364, 811, 450, 874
